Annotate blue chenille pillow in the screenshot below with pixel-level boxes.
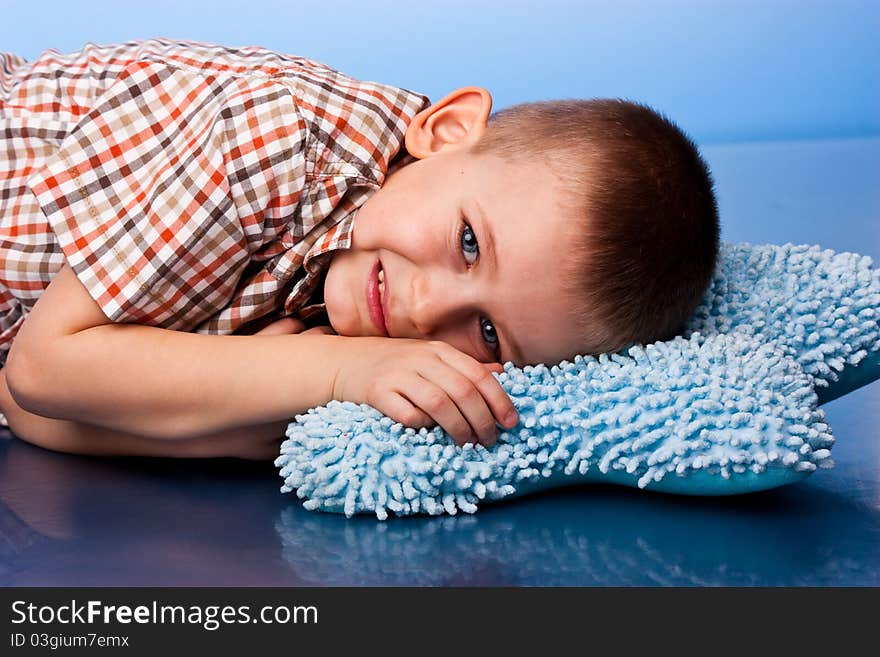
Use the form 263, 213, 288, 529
684, 243, 880, 403
275, 243, 880, 519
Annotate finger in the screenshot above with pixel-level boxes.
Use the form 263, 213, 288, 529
255, 317, 306, 335
391, 367, 479, 446
391, 372, 475, 446
366, 380, 435, 430
418, 360, 503, 447
435, 348, 519, 432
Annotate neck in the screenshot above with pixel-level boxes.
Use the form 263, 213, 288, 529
387, 148, 418, 178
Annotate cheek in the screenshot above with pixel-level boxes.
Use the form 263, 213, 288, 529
322, 254, 360, 333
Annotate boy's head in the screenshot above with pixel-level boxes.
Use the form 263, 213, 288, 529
323, 87, 720, 367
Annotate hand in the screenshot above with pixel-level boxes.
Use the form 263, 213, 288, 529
331, 337, 518, 447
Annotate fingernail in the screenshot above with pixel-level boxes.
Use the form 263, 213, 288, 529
503, 411, 518, 426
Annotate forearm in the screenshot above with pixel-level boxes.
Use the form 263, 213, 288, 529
7, 325, 345, 440
1, 367, 288, 459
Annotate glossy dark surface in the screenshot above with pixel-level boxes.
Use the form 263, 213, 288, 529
1, 137, 878, 586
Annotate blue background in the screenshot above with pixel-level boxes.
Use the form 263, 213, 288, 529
2, 0, 878, 145
1, 1, 877, 586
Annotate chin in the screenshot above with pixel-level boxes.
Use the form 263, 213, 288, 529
323, 303, 360, 337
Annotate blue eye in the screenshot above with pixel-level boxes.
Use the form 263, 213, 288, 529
459, 220, 501, 358
480, 317, 499, 351
459, 222, 479, 265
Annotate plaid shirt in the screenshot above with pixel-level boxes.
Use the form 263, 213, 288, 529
0, 38, 431, 363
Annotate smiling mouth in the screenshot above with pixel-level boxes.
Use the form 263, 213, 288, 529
367, 259, 388, 336
377, 261, 389, 335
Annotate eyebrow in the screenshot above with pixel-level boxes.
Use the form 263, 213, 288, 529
473, 199, 525, 366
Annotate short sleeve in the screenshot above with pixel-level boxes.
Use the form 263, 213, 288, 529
26, 57, 308, 331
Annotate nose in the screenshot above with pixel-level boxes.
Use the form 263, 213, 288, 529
409, 270, 467, 339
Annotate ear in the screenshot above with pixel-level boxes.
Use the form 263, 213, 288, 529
404, 86, 493, 159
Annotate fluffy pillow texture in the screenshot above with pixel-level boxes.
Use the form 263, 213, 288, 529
275, 243, 880, 519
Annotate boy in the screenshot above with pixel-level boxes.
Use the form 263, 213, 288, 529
0, 38, 719, 460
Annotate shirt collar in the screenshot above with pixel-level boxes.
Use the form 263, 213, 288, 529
303, 208, 358, 275
302, 149, 419, 273
302, 83, 431, 274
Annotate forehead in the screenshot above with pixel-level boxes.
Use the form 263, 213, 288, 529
470, 153, 578, 268
467, 156, 589, 365
493, 234, 585, 364
467, 152, 573, 229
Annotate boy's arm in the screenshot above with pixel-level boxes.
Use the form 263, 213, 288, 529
1, 367, 287, 459
5, 263, 345, 440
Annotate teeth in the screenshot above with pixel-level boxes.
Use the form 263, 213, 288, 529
377, 268, 384, 283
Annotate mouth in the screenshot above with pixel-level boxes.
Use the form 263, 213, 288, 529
367, 259, 389, 336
